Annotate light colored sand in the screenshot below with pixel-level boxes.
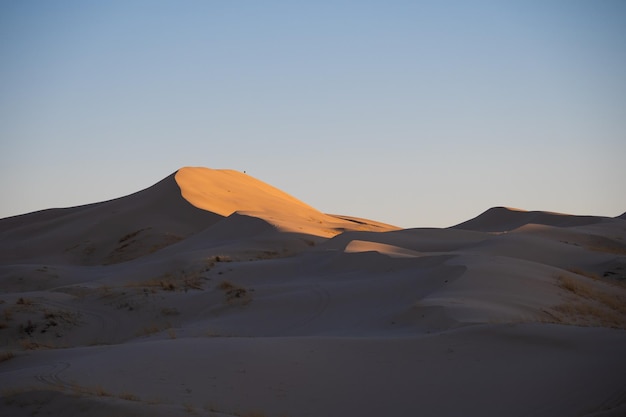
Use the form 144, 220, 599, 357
344, 239, 423, 257
175, 167, 398, 237
1, 167, 625, 416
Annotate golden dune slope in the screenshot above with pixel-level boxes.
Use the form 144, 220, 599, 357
175, 166, 397, 237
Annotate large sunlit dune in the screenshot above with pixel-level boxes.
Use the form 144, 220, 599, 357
175, 167, 320, 217
175, 166, 398, 237
0, 167, 625, 417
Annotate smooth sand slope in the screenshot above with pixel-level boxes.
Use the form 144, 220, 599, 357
1, 167, 625, 417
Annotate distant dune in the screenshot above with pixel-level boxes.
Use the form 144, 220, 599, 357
451, 206, 603, 232
1, 167, 625, 417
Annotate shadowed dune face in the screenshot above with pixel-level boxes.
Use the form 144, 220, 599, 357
0, 173, 223, 265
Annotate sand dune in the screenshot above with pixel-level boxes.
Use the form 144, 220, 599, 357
452, 206, 604, 232
176, 167, 398, 237
0, 167, 395, 266
1, 167, 625, 417
0, 173, 222, 265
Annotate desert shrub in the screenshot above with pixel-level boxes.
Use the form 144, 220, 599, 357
217, 281, 250, 305
118, 392, 140, 401
213, 255, 233, 263
218, 281, 235, 291
3, 309, 12, 321
553, 273, 626, 328
558, 275, 626, 313
19, 339, 45, 350
553, 303, 624, 328
558, 275, 595, 298
19, 320, 36, 336
0, 351, 15, 363
16, 297, 33, 306
137, 324, 162, 336
94, 385, 113, 397
128, 271, 205, 292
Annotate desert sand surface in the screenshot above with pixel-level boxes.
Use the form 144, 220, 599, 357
1, 166, 625, 417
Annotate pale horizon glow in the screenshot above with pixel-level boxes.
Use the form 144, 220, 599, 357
1, 1, 625, 228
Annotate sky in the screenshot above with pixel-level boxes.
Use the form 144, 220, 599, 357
1, 1, 625, 228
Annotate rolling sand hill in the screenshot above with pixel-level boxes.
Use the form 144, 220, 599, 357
1, 167, 625, 417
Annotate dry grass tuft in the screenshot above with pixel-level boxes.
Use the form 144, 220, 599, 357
558, 275, 626, 314
552, 303, 624, 328
118, 392, 140, 401
181, 271, 205, 290
137, 324, 163, 337
586, 243, 626, 256
128, 270, 206, 293
0, 351, 15, 363
558, 275, 595, 298
16, 297, 34, 306
94, 385, 113, 397
126, 276, 177, 292
566, 268, 600, 280
218, 281, 235, 291
217, 281, 251, 305
167, 328, 177, 339
19, 339, 46, 350
551, 273, 626, 328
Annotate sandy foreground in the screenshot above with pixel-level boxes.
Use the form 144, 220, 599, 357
1, 167, 625, 417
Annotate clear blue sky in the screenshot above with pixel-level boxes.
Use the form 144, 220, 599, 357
1, 1, 625, 228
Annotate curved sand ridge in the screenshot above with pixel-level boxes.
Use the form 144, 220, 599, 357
175, 166, 397, 237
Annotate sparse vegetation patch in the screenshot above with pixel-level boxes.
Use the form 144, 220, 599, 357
127, 270, 206, 293
0, 350, 15, 363
549, 273, 626, 328
118, 392, 141, 401
16, 297, 34, 306
218, 281, 251, 305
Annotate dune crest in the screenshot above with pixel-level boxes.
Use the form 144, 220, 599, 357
175, 166, 397, 237
175, 167, 319, 217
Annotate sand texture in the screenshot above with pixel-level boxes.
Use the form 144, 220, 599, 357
1, 167, 625, 417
